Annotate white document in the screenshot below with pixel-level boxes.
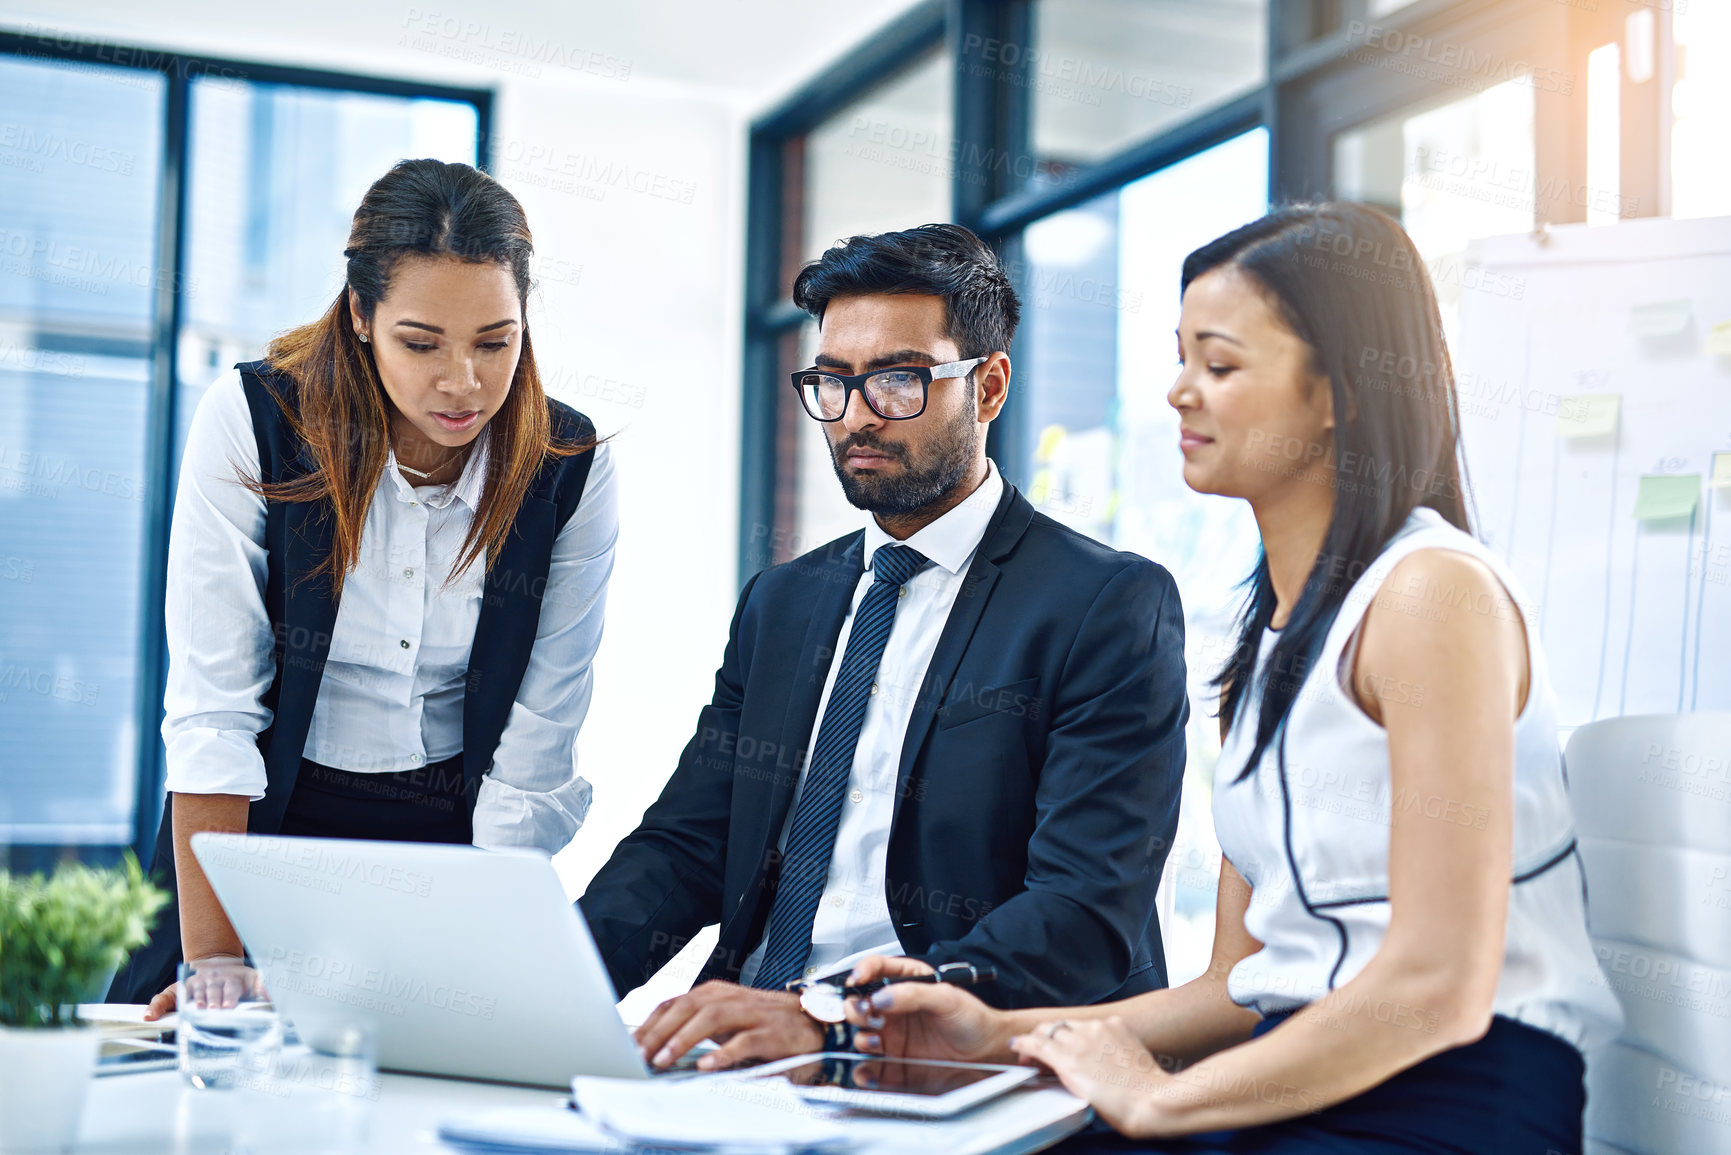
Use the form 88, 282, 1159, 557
571, 1075, 851, 1152
77, 1003, 178, 1036
438, 1106, 617, 1152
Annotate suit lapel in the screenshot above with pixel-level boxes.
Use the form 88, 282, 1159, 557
890, 485, 1034, 828
712, 534, 863, 968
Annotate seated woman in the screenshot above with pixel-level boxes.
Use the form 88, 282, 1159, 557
110, 159, 616, 1013
844, 203, 1621, 1152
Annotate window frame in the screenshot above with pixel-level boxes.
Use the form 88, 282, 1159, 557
0, 28, 492, 870
740, 0, 1669, 586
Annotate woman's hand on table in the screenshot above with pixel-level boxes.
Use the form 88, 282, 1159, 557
1010, 1015, 1173, 1139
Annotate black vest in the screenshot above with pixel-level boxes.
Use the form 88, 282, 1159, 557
108, 360, 596, 1002
236, 358, 599, 830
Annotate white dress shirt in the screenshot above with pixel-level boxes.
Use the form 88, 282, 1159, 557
160, 368, 617, 854
738, 461, 1005, 985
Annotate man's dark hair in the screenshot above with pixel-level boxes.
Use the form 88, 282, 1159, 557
792, 223, 1020, 358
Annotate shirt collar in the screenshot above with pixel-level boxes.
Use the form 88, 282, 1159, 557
384, 433, 490, 512
863, 459, 1004, 578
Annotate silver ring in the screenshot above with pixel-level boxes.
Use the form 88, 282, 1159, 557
1045, 1020, 1072, 1039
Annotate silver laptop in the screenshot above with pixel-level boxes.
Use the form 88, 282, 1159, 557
191, 832, 649, 1087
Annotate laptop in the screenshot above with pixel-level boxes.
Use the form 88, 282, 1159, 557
191, 832, 650, 1087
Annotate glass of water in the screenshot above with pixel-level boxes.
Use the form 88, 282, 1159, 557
176, 957, 283, 1089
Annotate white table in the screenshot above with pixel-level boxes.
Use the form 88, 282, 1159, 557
78, 1060, 1090, 1154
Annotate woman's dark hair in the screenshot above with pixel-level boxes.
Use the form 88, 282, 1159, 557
792, 223, 1021, 358
1188, 202, 1474, 777
249, 158, 591, 596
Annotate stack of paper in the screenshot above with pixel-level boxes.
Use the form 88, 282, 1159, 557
575, 1076, 850, 1153
77, 1003, 178, 1037
437, 1107, 617, 1153
440, 1076, 852, 1154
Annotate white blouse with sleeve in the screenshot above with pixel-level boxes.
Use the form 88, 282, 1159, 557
160, 367, 617, 855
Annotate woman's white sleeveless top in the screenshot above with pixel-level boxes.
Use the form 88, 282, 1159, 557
1212, 507, 1623, 1051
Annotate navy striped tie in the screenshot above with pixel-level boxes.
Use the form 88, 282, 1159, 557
751, 543, 929, 990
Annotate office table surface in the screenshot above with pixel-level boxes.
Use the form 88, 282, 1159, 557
78, 1059, 1093, 1154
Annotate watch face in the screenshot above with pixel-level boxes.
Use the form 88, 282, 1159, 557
799, 984, 848, 1024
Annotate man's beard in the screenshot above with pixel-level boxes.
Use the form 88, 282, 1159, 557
829, 404, 979, 516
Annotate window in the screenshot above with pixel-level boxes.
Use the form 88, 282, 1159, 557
0, 54, 163, 848
0, 32, 486, 864
800, 53, 952, 266
1333, 81, 1536, 342
1027, 0, 1267, 174
1672, 3, 1731, 220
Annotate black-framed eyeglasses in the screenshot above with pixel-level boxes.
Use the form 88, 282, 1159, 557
790, 357, 986, 422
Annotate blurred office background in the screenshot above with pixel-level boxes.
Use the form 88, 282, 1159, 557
1, 0, 1727, 996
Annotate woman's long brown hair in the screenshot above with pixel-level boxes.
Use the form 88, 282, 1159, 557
242, 158, 592, 597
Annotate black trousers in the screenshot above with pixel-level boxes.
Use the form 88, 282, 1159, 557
280, 754, 474, 842
1050, 1011, 1586, 1155
107, 753, 474, 1003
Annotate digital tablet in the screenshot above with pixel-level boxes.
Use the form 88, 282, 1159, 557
737, 1053, 1038, 1118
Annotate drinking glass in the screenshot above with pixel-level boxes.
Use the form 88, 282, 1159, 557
176, 958, 283, 1089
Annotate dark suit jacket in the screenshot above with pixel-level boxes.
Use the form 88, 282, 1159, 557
579, 482, 1187, 1009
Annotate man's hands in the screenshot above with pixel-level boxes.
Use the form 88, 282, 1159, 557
634, 981, 823, 1072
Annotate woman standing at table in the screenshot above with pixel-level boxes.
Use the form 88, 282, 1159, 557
111, 159, 617, 1013
842, 203, 1622, 1152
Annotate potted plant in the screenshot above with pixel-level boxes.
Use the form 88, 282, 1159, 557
0, 854, 168, 1152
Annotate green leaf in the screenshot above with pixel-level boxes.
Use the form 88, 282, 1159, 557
0, 853, 169, 1028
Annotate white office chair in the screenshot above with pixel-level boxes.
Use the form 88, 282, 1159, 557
1566, 713, 1731, 1155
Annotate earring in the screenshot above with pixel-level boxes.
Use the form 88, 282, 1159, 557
357, 331, 369, 343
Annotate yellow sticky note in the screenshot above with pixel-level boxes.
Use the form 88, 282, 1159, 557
1707, 320, 1731, 357
1633, 474, 1701, 521
1629, 299, 1692, 337
1557, 393, 1620, 439
1711, 452, 1731, 489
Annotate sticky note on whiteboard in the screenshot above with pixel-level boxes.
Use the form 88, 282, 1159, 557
1629, 299, 1692, 337
1706, 320, 1731, 356
1712, 452, 1731, 488
1556, 393, 1620, 438
1633, 474, 1701, 521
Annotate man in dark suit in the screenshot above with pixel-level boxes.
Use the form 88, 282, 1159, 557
580, 223, 1187, 1071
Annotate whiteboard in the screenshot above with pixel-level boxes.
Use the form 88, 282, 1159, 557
1457, 216, 1731, 728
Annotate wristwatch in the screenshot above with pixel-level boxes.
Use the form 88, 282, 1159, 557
790, 978, 858, 1052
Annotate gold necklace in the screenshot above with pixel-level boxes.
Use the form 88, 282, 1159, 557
396, 446, 468, 486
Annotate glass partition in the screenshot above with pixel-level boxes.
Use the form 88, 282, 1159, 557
0, 54, 164, 847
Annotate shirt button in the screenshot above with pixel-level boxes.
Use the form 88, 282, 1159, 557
805, 966, 818, 978
410, 754, 423, 766
849, 788, 864, 804
403, 568, 414, 579
400, 639, 410, 649
898, 587, 908, 598
869, 684, 879, 695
